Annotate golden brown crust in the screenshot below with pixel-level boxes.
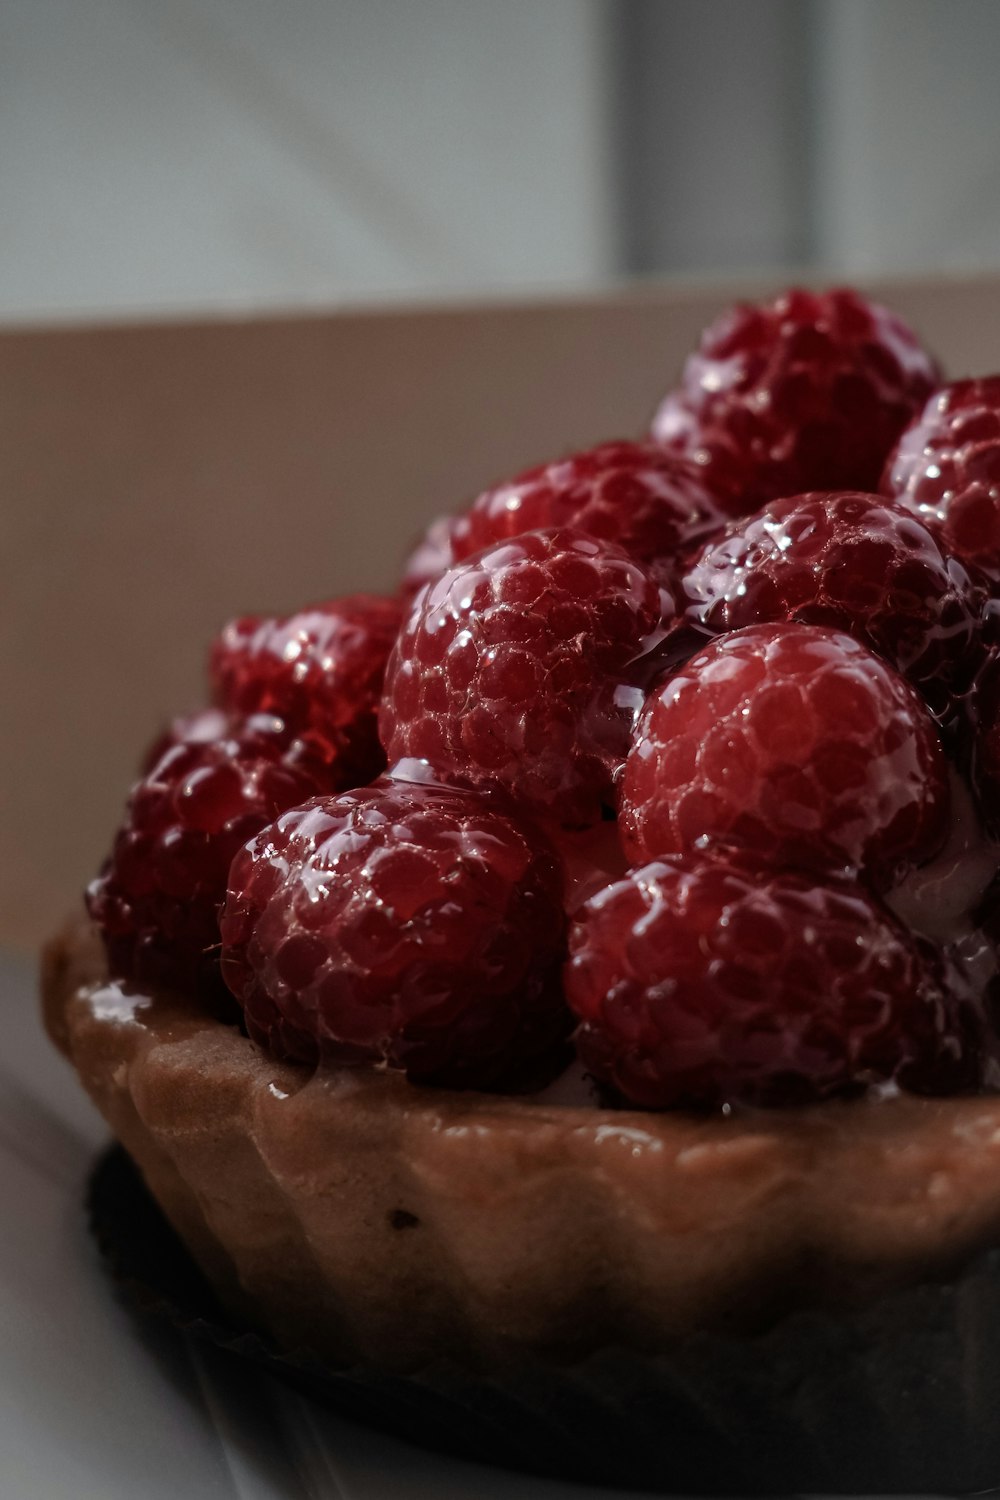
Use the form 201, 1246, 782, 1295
43, 919, 1000, 1371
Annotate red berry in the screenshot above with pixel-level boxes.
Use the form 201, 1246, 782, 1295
403, 441, 728, 595
381, 528, 671, 827
210, 594, 402, 789
87, 711, 331, 992
566, 854, 980, 1109
652, 288, 940, 514
682, 491, 981, 718
220, 778, 570, 1088
621, 624, 949, 887
883, 377, 1000, 581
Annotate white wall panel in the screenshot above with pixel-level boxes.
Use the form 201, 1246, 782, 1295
5, 0, 1000, 319
0, 0, 615, 320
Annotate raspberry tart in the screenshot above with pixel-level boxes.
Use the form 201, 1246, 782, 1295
43, 287, 1000, 1492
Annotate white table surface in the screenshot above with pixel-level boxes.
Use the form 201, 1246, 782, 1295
1, 951, 663, 1500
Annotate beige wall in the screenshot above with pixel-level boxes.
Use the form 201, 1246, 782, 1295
5, 274, 1000, 949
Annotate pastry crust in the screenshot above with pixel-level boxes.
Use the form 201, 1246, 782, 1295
42, 919, 1000, 1372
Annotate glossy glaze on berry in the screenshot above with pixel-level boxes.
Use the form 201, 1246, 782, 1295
87, 711, 331, 993
884, 377, 1000, 581
621, 624, 949, 888
404, 441, 728, 595
220, 778, 569, 1088
211, 594, 402, 789
652, 288, 939, 514
382, 528, 671, 827
682, 491, 982, 718
566, 854, 980, 1109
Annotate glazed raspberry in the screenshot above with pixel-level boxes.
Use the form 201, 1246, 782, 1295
403, 441, 728, 594
883, 378, 1000, 581
682, 491, 981, 717
652, 288, 939, 514
220, 778, 569, 1088
381, 528, 671, 827
87, 711, 330, 992
210, 594, 402, 789
565, 855, 980, 1109
621, 624, 949, 887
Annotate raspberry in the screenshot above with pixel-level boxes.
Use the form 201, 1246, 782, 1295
566, 855, 981, 1109
381, 528, 671, 827
210, 594, 402, 789
883, 378, 1000, 581
621, 624, 949, 887
87, 711, 331, 992
220, 778, 570, 1088
682, 491, 981, 718
403, 441, 728, 594
652, 288, 939, 514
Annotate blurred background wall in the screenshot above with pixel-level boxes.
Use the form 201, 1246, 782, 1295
3, 0, 1000, 323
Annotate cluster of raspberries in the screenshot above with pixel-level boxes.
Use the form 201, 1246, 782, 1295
88, 288, 1000, 1110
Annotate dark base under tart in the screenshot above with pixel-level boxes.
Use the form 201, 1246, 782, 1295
90, 1142, 1000, 1494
